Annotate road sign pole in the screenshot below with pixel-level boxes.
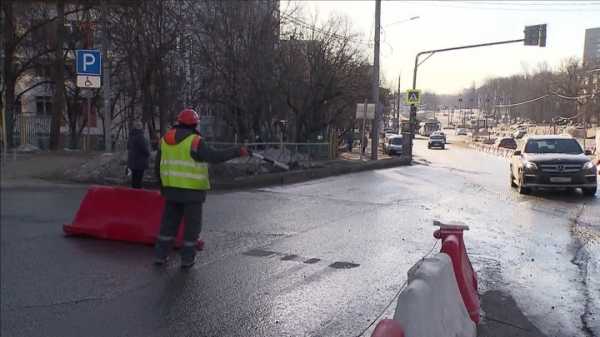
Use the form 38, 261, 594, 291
1, 103, 6, 167
370, 0, 381, 160
102, 0, 112, 152
362, 99, 368, 160
87, 96, 91, 151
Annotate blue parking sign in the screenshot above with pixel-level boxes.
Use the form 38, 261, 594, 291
76, 49, 102, 76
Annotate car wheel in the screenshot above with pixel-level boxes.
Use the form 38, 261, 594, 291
441, 145, 445, 150
583, 186, 597, 196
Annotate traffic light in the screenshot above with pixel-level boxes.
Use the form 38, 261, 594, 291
524, 25, 540, 46
524, 24, 547, 47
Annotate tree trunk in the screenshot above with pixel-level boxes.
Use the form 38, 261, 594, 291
49, 0, 65, 150
69, 111, 78, 149
3, 0, 16, 148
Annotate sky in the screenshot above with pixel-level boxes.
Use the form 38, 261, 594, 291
286, 1, 600, 95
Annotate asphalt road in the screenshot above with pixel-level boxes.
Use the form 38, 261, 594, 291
1, 136, 598, 337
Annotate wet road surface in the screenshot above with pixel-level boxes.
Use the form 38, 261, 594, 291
1, 135, 598, 337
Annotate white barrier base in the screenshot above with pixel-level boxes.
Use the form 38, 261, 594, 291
393, 253, 476, 337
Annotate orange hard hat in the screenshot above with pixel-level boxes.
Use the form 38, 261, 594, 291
177, 108, 199, 126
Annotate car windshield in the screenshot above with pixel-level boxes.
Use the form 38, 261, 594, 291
391, 137, 403, 145
431, 136, 443, 140
524, 139, 583, 154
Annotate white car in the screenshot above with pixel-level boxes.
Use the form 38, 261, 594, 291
386, 135, 404, 155
456, 128, 467, 136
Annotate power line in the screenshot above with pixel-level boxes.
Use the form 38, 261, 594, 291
457, 1, 600, 6
396, 1, 600, 12
493, 91, 592, 108
281, 14, 372, 46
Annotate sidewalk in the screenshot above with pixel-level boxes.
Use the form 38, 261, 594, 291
1, 151, 94, 184
1, 149, 411, 190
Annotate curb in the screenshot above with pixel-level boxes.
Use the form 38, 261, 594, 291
212, 156, 412, 190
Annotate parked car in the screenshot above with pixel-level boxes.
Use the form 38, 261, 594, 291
496, 137, 518, 150
386, 135, 404, 155
428, 134, 445, 149
456, 128, 467, 136
384, 133, 398, 148
509, 135, 597, 195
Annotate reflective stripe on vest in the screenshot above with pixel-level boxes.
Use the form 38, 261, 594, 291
160, 135, 210, 190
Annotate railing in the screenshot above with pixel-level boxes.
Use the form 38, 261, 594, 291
207, 142, 331, 166
12, 115, 52, 149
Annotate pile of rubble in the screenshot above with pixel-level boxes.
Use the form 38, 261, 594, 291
64, 152, 133, 185
64, 147, 317, 186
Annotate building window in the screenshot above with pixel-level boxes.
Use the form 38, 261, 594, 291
35, 96, 52, 116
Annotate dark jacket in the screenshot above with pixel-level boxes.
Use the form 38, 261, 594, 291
127, 128, 150, 170
155, 125, 242, 203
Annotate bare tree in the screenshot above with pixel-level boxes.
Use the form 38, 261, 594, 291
278, 15, 371, 142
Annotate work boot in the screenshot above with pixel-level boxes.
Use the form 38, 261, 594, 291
180, 256, 195, 269
154, 237, 173, 266
180, 242, 197, 269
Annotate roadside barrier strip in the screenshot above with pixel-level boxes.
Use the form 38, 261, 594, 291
470, 143, 514, 158
370, 222, 478, 337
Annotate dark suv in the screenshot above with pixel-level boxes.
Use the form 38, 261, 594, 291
510, 135, 597, 196
428, 134, 445, 149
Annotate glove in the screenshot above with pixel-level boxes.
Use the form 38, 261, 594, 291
240, 146, 249, 157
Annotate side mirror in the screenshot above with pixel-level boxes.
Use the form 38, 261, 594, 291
584, 149, 592, 156
513, 150, 522, 156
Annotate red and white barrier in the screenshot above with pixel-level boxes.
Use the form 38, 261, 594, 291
370, 222, 478, 337
370, 319, 405, 337
392, 253, 476, 337
434, 222, 480, 323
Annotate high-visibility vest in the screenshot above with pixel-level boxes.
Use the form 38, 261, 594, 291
159, 135, 210, 190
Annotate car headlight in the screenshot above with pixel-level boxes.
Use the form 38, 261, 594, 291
583, 161, 596, 172
524, 161, 538, 171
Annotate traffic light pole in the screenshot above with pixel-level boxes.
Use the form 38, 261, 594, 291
407, 38, 526, 158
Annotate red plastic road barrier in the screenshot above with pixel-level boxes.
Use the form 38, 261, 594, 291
63, 185, 203, 250
370, 319, 405, 337
433, 221, 480, 324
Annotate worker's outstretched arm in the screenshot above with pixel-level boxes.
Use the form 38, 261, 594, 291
191, 137, 248, 164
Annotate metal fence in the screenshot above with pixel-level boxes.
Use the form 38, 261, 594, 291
207, 142, 331, 164
12, 115, 52, 149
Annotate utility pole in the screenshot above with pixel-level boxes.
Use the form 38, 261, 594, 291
396, 74, 401, 133
370, 0, 381, 160
102, 0, 112, 152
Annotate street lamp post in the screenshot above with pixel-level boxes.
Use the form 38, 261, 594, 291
458, 98, 463, 127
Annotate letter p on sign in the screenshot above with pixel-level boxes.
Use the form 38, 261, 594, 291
76, 49, 102, 76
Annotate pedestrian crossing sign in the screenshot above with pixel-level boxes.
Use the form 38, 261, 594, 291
405, 89, 421, 105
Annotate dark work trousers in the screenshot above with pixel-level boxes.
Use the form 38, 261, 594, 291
131, 169, 144, 189
154, 200, 204, 262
